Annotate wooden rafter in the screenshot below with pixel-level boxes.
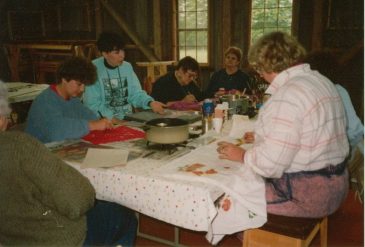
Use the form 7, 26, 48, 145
99, 0, 159, 62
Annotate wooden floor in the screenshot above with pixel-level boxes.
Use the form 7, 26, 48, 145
135, 189, 364, 247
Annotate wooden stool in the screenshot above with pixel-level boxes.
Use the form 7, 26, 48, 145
243, 214, 328, 247
136, 61, 175, 94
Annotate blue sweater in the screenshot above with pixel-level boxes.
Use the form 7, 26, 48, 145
26, 87, 98, 143
83, 57, 153, 119
335, 84, 364, 154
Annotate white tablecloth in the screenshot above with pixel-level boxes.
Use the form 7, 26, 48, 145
6, 82, 49, 103
67, 116, 267, 244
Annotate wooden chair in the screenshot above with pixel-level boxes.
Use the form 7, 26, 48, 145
136, 61, 175, 94
243, 214, 328, 247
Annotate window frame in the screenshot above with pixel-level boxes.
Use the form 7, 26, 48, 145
175, 0, 210, 66
248, 0, 299, 46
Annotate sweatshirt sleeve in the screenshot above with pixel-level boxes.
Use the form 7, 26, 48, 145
126, 67, 153, 108
18, 133, 95, 219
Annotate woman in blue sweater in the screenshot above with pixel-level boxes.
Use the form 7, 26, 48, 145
26, 57, 113, 143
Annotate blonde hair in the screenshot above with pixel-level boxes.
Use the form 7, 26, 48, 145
0, 81, 11, 117
224, 46, 243, 62
248, 32, 306, 73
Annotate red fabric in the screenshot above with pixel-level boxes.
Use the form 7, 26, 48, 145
83, 125, 145, 144
167, 101, 202, 111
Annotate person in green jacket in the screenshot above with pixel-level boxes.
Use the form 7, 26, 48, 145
0, 81, 137, 246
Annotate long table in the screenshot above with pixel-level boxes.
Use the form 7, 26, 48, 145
57, 118, 267, 245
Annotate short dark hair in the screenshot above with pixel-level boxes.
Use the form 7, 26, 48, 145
57, 57, 96, 85
176, 56, 200, 73
96, 32, 125, 52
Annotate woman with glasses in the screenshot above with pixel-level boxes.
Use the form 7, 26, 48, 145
151, 56, 204, 106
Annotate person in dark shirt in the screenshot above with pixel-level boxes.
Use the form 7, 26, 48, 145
151, 56, 203, 105
205, 46, 251, 98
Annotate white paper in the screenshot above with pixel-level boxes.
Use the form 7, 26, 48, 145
82, 148, 129, 168
229, 114, 254, 137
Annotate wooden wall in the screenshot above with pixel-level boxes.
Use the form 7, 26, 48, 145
0, 0, 363, 117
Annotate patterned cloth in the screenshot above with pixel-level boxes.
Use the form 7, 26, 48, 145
266, 161, 349, 217
244, 64, 349, 217
245, 64, 349, 177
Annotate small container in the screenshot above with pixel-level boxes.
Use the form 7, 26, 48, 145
202, 99, 214, 117
202, 116, 213, 134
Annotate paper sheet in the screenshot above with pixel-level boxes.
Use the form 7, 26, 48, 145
81, 148, 129, 168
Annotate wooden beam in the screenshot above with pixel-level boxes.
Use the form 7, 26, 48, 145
153, 0, 162, 60
94, 0, 102, 37
311, 0, 324, 50
222, 0, 231, 64
171, 0, 177, 61
99, 0, 159, 62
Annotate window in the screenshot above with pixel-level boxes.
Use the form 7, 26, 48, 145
177, 0, 208, 64
250, 0, 293, 44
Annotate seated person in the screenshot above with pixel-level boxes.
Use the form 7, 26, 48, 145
303, 50, 363, 156
204, 46, 251, 98
0, 81, 137, 246
83, 32, 165, 121
26, 57, 113, 143
217, 32, 349, 218
150, 56, 204, 105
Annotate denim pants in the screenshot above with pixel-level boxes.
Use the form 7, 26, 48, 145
83, 200, 138, 247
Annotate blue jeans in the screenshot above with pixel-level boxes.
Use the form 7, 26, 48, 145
83, 200, 138, 247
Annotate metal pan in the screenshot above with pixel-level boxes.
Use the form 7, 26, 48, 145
144, 118, 189, 144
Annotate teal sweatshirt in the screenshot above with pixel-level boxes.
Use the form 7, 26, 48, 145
83, 57, 153, 120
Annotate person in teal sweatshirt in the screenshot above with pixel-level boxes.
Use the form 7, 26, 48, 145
83, 32, 165, 123
26, 57, 113, 143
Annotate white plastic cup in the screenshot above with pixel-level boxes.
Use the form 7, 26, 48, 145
212, 117, 223, 134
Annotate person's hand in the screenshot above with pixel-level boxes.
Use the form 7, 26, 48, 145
150, 101, 166, 114
112, 117, 126, 126
217, 141, 245, 162
88, 118, 113, 131
243, 131, 255, 143
182, 94, 197, 103
0, 116, 9, 131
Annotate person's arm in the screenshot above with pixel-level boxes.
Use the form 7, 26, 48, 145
336, 85, 364, 147
127, 68, 154, 108
244, 88, 302, 178
18, 132, 95, 219
187, 82, 204, 101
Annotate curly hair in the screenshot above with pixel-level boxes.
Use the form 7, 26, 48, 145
224, 46, 243, 62
248, 32, 307, 74
56, 57, 97, 85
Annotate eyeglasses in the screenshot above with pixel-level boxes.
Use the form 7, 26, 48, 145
184, 71, 198, 80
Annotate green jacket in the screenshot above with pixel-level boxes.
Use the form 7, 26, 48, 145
0, 131, 95, 246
